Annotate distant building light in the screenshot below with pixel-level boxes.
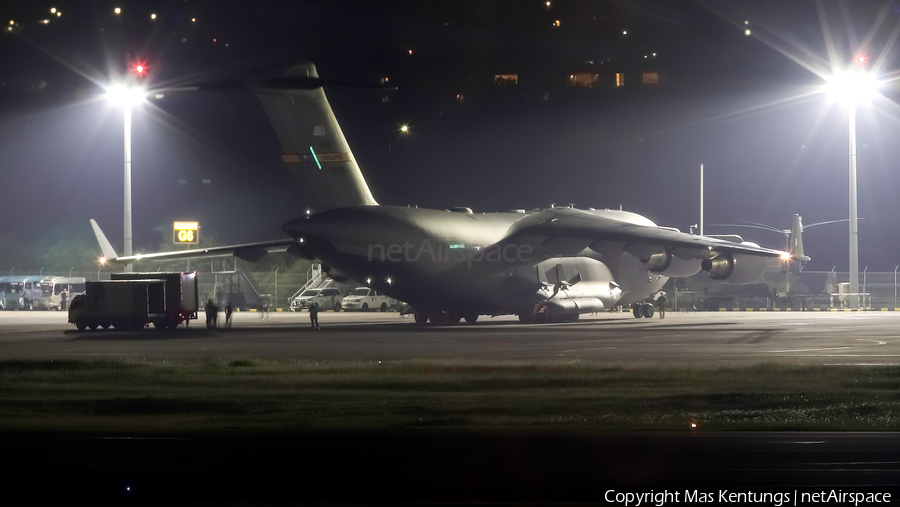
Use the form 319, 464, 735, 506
192, 18, 197, 23
642, 72, 660, 85
408, 49, 413, 55
41, 19, 50, 24
745, 29, 751, 36
50, 7, 57, 14
622, 30, 627, 35
9, 20, 14, 25
456, 93, 464, 103
569, 72, 599, 88
546, 1, 551, 7
652, 52, 657, 57
400, 125, 409, 132
150, 13, 156, 20
114, 7, 121, 15
56, 11, 61, 17
615, 73, 625, 87
744, 20, 749, 25
494, 74, 519, 85
553, 19, 560, 27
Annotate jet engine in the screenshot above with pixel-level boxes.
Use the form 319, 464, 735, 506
645, 250, 703, 278
701, 252, 768, 284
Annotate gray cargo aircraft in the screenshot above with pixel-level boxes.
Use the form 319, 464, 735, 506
92, 63, 798, 324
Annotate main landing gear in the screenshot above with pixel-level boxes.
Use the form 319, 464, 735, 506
632, 302, 654, 319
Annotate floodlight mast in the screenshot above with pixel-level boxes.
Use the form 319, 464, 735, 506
825, 59, 877, 308
105, 63, 147, 272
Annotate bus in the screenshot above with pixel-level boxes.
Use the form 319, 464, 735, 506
43, 276, 86, 310
0, 275, 44, 310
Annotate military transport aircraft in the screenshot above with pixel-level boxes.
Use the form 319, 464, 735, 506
92, 63, 800, 324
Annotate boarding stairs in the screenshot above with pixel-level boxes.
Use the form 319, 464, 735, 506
288, 264, 335, 305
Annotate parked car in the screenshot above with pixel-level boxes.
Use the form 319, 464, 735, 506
291, 287, 343, 311
341, 287, 400, 312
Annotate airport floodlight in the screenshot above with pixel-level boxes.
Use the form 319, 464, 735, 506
50, 7, 56, 14
114, 7, 121, 15
400, 125, 409, 132
825, 70, 878, 106
151, 13, 157, 20
105, 85, 146, 106
745, 29, 751, 36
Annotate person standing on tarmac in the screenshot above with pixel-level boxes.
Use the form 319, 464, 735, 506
657, 292, 668, 319
205, 299, 216, 328
225, 302, 234, 328
309, 302, 320, 330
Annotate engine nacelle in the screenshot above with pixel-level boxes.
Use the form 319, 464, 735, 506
701, 253, 768, 284
645, 250, 703, 278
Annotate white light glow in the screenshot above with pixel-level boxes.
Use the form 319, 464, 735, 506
151, 13, 157, 20
745, 29, 751, 36
826, 70, 878, 106
50, 7, 57, 14
114, 7, 121, 15
105, 85, 146, 106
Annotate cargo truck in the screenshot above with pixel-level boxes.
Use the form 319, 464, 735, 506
68, 279, 168, 331
111, 272, 199, 328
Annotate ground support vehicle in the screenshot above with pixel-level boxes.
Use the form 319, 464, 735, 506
68, 280, 167, 331
291, 287, 343, 311
111, 272, 199, 327
341, 287, 400, 312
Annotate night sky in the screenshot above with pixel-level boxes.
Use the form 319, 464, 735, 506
1, 0, 900, 271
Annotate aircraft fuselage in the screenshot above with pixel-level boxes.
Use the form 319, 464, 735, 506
283, 205, 668, 318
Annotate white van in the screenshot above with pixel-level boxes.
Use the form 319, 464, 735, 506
341, 287, 398, 312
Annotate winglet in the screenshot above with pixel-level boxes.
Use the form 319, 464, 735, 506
90, 219, 119, 261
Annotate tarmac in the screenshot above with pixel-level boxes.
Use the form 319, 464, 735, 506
1, 309, 900, 365
4, 309, 900, 503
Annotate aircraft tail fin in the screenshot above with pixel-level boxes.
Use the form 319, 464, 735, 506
90, 219, 119, 261
789, 214, 810, 262
254, 63, 378, 211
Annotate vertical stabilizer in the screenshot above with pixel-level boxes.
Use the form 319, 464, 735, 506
255, 63, 377, 210
789, 214, 810, 262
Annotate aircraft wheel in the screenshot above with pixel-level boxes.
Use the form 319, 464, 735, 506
152, 320, 165, 330
75, 319, 87, 332
100, 321, 111, 329
633, 305, 644, 318
642, 304, 655, 318
380, 303, 388, 312
465, 315, 478, 325
361, 303, 368, 312
414, 312, 428, 325
88, 323, 98, 331
429, 311, 446, 325
447, 313, 462, 325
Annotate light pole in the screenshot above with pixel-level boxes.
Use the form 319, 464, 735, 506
105, 66, 147, 272
825, 64, 877, 308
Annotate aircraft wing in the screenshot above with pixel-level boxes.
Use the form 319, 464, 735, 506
90, 219, 313, 264
505, 208, 787, 260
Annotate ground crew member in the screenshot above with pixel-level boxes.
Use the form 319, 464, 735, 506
309, 302, 320, 330
657, 292, 668, 319
205, 299, 216, 328
225, 302, 234, 328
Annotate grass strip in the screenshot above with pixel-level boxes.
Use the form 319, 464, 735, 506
0, 358, 898, 432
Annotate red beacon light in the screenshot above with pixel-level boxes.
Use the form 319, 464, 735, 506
857, 54, 869, 64
131, 59, 149, 78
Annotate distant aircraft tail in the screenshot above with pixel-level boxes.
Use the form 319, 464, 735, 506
254, 63, 378, 210
789, 214, 810, 262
